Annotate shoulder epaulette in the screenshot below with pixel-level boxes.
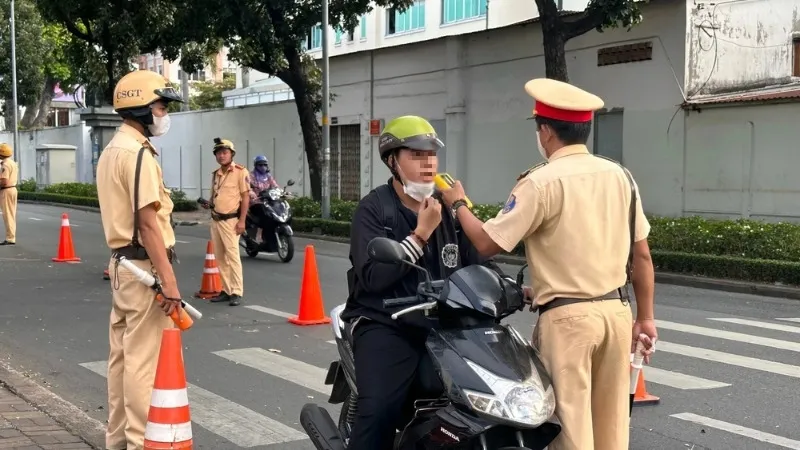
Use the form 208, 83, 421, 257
517, 161, 548, 181
234, 163, 246, 170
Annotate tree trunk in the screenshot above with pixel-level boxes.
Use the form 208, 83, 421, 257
276, 57, 323, 202
20, 101, 38, 129
541, 25, 569, 82
32, 77, 58, 128
4, 99, 16, 131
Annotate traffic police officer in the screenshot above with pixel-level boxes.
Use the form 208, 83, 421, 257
203, 138, 249, 306
96, 69, 184, 450
0, 143, 18, 245
440, 78, 658, 450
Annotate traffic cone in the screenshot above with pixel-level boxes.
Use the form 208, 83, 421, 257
194, 241, 222, 299
288, 245, 331, 326
143, 329, 193, 449
52, 213, 81, 263
632, 368, 660, 407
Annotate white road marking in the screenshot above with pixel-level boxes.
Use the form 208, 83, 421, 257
79, 360, 307, 447
670, 413, 800, 449
213, 347, 329, 395
175, 240, 191, 244
657, 320, 800, 352
244, 305, 294, 319
29, 217, 41, 221
326, 340, 336, 345
777, 318, 800, 324
709, 318, 800, 334
644, 367, 730, 390
657, 341, 800, 379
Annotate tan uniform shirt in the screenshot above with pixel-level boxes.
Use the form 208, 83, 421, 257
483, 144, 650, 307
211, 164, 249, 215
0, 158, 18, 187
97, 123, 176, 250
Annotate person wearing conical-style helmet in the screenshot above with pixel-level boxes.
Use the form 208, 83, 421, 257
94, 69, 185, 450
0, 142, 18, 245
339, 115, 513, 449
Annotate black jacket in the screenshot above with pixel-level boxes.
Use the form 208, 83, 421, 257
342, 180, 509, 330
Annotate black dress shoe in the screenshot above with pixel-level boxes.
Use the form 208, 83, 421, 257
0, 241, 15, 245
210, 292, 230, 303
229, 295, 242, 306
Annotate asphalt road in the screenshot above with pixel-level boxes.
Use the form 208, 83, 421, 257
2, 203, 800, 450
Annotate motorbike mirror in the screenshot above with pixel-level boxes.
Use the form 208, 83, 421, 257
367, 237, 406, 264
286, 179, 296, 186
516, 263, 529, 286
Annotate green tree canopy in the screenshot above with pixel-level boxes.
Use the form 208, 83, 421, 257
535, 0, 643, 81
158, 0, 414, 200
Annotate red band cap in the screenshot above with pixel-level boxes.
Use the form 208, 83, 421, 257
534, 101, 593, 122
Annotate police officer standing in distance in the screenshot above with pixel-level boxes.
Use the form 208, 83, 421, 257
0, 143, 18, 245
200, 138, 249, 306
440, 78, 658, 450
96, 69, 184, 450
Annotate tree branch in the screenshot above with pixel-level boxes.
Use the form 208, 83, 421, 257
563, 7, 605, 41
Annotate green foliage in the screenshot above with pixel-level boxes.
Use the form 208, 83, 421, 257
17, 178, 37, 192
21, 182, 198, 211
189, 73, 236, 111
0, 0, 48, 106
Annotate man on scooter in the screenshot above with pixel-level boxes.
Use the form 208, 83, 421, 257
342, 115, 517, 450
247, 155, 279, 204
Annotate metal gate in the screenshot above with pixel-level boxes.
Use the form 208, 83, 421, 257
330, 124, 361, 201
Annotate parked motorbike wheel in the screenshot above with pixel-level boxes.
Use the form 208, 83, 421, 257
278, 235, 294, 263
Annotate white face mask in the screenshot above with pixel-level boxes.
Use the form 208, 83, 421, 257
148, 114, 171, 137
397, 164, 435, 202
536, 131, 547, 160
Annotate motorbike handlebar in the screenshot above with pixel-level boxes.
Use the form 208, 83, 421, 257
382, 296, 420, 308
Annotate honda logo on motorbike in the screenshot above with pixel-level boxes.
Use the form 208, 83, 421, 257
440, 427, 460, 442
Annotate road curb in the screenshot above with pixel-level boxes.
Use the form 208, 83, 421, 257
294, 232, 800, 300
0, 360, 105, 449
19, 200, 201, 226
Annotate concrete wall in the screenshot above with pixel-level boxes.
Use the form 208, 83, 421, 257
686, 0, 800, 95
684, 102, 800, 221
0, 124, 91, 183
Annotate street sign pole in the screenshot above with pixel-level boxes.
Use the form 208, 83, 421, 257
320, 0, 331, 219
10, 0, 20, 176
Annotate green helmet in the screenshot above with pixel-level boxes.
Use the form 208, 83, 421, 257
378, 115, 444, 162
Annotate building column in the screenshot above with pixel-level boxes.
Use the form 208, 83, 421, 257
444, 36, 468, 182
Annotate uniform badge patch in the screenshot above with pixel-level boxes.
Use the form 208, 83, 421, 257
441, 243, 459, 269
502, 194, 516, 214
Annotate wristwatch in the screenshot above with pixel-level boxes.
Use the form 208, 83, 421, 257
452, 199, 469, 213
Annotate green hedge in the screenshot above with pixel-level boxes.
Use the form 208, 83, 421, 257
19, 182, 800, 285
17, 180, 198, 212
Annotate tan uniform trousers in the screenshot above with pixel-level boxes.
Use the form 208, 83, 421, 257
211, 218, 244, 296
106, 258, 174, 450
1, 187, 17, 242
534, 300, 633, 450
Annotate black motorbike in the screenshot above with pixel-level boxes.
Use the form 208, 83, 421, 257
239, 179, 296, 263
300, 237, 561, 450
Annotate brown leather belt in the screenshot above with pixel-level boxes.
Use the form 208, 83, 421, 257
211, 210, 240, 221
0, 185, 16, 190
536, 287, 629, 316
112, 245, 176, 264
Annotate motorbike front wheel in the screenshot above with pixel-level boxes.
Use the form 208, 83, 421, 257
279, 235, 294, 263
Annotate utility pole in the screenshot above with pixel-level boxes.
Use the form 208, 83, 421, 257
320, 0, 331, 219
10, 0, 20, 176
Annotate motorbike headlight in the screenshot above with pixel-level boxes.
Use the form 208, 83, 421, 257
462, 359, 555, 427
268, 190, 281, 201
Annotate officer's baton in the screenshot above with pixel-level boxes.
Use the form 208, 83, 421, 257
629, 334, 649, 416
117, 257, 203, 320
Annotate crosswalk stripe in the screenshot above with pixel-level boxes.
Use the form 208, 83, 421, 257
657, 341, 800, 378
670, 413, 800, 449
657, 320, 800, 352
708, 318, 800, 334
213, 347, 329, 395
644, 367, 730, 390
777, 318, 800, 324
79, 360, 307, 447
244, 305, 295, 319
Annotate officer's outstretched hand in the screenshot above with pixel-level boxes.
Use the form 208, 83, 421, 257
440, 180, 466, 208
417, 197, 442, 238
632, 319, 658, 364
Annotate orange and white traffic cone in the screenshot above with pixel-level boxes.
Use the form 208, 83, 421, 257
194, 241, 222, 300
52, 213, 81, 263
143, 328, 193, 450
632, 367, 660, 407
